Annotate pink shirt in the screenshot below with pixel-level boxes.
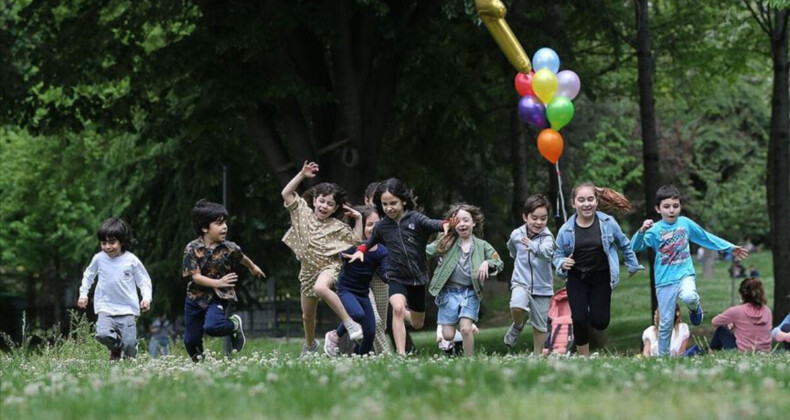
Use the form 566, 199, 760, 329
711, 304, 773, 352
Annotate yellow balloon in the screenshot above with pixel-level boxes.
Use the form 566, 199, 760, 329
532, 68, 558, 104
475, 0, 532, 74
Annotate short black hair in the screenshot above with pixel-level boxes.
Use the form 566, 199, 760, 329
522, 194, 551, 215
97, 218, 135, 250
654, 184, 683, 207
191, 199, 228, 237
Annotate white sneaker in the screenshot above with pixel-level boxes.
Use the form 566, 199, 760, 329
344, 320, 364, 342
503, 323, 523, 347
324, 331, 340, 357
299, 340, 320, 359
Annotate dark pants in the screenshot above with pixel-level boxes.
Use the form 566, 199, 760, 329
710, 326, 738, 351
183, 297, 235, 361
566, 270, 611, 346
336, 290, 376, 355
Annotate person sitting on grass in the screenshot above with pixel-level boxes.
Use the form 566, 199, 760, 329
709, 277, 772, 353
642, 304, 689, 357
772, 312, 790, 351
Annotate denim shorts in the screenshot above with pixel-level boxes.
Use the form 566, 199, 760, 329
435, 286, 480, 325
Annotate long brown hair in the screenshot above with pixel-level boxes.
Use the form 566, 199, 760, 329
436, 203, 484, 255
571, 182, 632, 214
652, 304, 682, 337
739, 277, 767, 307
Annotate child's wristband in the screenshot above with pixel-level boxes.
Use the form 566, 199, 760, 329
356, 244, 368, 253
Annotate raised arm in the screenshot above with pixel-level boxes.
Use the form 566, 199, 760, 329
241, 255, 265, 278
612, 221, 644, 275
529, 235, 556, 262
282, 161, 319, 207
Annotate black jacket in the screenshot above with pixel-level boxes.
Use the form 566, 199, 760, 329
363, 211, 444, 286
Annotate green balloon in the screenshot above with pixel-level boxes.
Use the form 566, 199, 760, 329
546, 96, 575, 131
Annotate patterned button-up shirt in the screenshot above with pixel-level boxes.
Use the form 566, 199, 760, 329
182, 237, 244, 301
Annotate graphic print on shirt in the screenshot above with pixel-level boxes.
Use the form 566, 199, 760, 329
658, 227, 689, 266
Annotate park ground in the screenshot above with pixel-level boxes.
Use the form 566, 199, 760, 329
1, 251, 788, 419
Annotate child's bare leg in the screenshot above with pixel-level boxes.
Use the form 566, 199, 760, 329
532, 328, 546, 356
409, 311, 425, 330
313, 271, 352, 322
390, 294, 408, 354
511, 308, 526, 327
441, 325, 457, 342
459, 318, 475, 356
301, 296, 319, 346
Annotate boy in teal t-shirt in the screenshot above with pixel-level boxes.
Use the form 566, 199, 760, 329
631, 185, 748, 357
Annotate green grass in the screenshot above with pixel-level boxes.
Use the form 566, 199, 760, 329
1, 252, 786, 420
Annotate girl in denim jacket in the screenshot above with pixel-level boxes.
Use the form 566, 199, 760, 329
552, 182, 643, 356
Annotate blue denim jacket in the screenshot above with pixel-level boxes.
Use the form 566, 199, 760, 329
552, 211, 644, 289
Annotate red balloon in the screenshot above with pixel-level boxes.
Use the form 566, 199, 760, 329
537, 129, 564, 164
514, 72, 535, 96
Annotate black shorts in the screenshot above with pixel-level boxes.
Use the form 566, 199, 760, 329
388, 282, 426, 313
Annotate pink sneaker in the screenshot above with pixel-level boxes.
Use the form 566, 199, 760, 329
324, 330, 340, 357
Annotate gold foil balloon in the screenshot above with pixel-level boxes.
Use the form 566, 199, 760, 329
475, 0, 532, 74
532, 68, 558, 104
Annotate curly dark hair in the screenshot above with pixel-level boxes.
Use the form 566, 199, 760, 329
302, 182, 348, 219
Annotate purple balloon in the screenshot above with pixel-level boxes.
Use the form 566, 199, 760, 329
556, 70, 581, 100
518, 95, 548, 129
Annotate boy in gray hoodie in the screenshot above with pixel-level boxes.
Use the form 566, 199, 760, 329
504, 195, 557, 355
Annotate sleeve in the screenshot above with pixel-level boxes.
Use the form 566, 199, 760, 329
678, 323, 690, 341
529, 235, 556, 262
182, 244, 200, 278
612, 221, 644, 274
376, 249, 389, 283
133, 257, 153, 301
416, 212, 445, 234
552, 230, 569, 278
228, 241, 245, 266
79, 254, 100, 298
483, 241, 504, 275
630, 230, 651, 253
641, 326, 653, 342
359, 223, 381, 251
506, 232, 518, 260
711, 306, 738, 327
426, 238, 439, 259
772, 313, 790, 340
686, 217, 735, 252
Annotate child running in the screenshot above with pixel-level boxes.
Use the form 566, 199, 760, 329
78, 218, 152, 360
346, 178, 449, 355
503, 194, 557, 355
631, 185, 748, 356
282, 161, 364, 358
182, 199, 265, 362
553, 182, 643, 356
426, 203, 503, 357
324, 205, 388, 356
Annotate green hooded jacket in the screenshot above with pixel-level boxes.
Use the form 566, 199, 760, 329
426, 235, 503, 299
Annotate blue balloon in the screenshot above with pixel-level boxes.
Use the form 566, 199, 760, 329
532, 48, 560, 74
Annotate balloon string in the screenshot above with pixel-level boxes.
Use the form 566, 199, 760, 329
556, 162, 567, 222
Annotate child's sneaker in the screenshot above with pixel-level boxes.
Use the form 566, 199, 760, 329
109, 348, 122, 361
299, 340, 320, 359
344, 319, 364, 342
689, 303, 704, 326
229, 314, 246, 352
324, 330, 340, 357
503, 323, 523, 347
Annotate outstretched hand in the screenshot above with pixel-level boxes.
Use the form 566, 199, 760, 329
343, 250, 365, 263
732, 246, 749, 261
249, 264, 266, 278
300, 161, 319, 178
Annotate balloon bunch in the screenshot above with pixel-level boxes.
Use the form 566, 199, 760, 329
515, 48, 580, 165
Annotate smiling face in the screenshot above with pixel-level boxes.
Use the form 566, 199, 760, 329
380, 191, 405, 221
523, 206, 549, 236
101, 239, 122, 258
656, 198, 682, 224
364, 211, 380, 240
312, 194, 338, 221
454, 209, 476, 240
572, 186, 598, 219
203, 219, 227, 243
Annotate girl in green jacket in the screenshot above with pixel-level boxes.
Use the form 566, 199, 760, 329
427, 204, 503, 356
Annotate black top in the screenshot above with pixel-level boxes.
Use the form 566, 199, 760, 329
572, 217, 609, 273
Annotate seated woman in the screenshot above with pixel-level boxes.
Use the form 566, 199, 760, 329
710, 277, 772, 353
642, 304, 689, 357
772, 312, 790, 351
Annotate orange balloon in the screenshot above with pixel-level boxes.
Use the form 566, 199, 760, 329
537, 128, 564, 164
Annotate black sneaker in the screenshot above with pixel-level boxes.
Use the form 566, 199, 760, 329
110, 348, 122, 361
229, 314, 246, 353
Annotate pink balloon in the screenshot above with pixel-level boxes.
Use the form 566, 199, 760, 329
556, 70, 581, 100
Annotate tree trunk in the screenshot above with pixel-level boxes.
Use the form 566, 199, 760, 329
768, 10, 790, 323
634, 0, 661, 313
511, 108, 529, 225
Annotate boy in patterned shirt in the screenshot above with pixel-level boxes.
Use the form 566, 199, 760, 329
182, 199, 265, 362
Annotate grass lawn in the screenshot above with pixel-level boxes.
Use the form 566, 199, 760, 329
2, 252, 787, 420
